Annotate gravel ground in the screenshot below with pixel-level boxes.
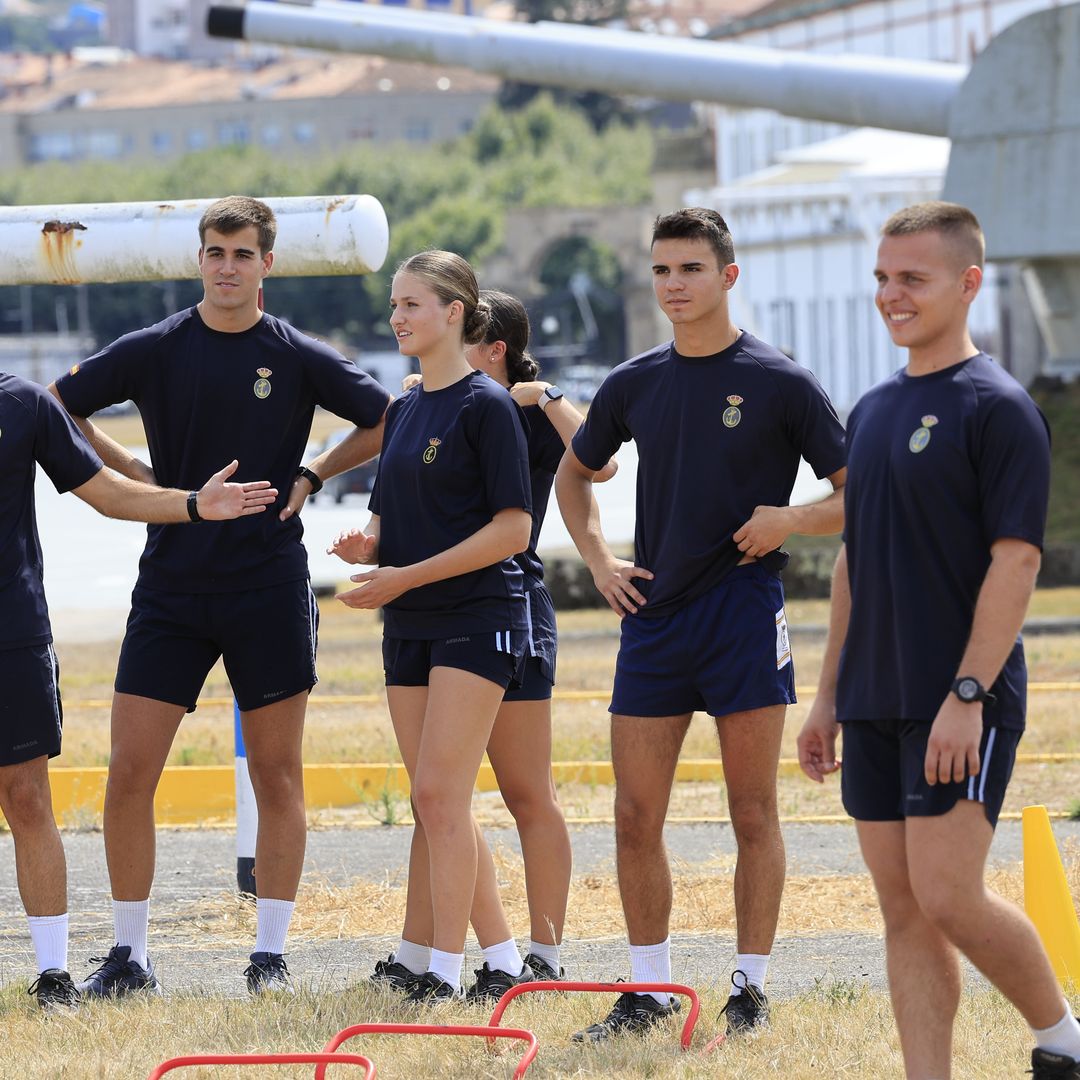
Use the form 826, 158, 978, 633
2, 818, 1072, 999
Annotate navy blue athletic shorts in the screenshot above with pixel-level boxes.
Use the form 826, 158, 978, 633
384, 630, 527, 691
610, 563, 796, 719
840, 718, 1021, 827
0, 644, 63, 766
503, 584, 556, 703
115, 579, 319, 713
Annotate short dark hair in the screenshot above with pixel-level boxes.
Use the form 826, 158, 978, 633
397, 250, 491, 345
199, 196, 277, 256
652, 207, 735, 268
881, 201, 985, 270
479, 290, 538, 385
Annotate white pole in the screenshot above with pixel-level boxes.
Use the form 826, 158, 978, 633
208, 1, 964, 136
0, 193, 389, 285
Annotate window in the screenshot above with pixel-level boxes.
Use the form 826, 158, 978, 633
293, 122, 316, 143
151, 130, 173, 155
187, 128, 208, 150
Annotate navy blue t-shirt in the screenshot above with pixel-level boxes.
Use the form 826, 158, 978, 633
370, 371, 532, 638
55, 307, 390, 593
516, 404, 565, 588
0, 374, 103, 651
837, 354, 1050, 731
572, 333, 846, 618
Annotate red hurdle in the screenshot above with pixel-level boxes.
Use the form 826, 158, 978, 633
316, 1023, 538, 1080
147, 1051, 375, 1078
488, 980, 703, 1051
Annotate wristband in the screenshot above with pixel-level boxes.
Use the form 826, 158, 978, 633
297, 466, 323, 494
187, 491, 203, 523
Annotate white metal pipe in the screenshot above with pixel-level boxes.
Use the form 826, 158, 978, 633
0, 193, 388, 286
208, 2, 964, 136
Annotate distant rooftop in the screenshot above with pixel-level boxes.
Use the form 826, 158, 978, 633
0, 49, 498, 114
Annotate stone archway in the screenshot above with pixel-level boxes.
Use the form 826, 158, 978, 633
482, 204, 665, 361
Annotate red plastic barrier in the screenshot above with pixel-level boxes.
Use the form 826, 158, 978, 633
488, 980, 702, 1051
147, 1051, 374, 1079
317, 1023, 538, 1080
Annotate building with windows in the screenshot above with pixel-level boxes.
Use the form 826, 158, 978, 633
0, 49, 496, 166
692, 0, 1058, 406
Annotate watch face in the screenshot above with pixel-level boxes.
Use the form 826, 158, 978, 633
957, 678, 979, 701
546, 387, 563, 400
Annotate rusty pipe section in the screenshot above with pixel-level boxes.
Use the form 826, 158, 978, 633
0, 194, 389, 285
208, 1, 964, 136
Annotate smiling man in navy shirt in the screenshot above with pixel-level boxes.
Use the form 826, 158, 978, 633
557, 207, 846, 1041
797, 202, 1079, 1080
49, 196, 391, 997
0, 372, 275, 1009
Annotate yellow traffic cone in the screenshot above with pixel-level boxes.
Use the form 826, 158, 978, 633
1023, 804, 1080, 988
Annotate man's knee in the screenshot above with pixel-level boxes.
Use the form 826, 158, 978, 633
614, 790, 667, 849
0, 768, 54, 830
247, 756, 304, 809
728, 792, 780, 847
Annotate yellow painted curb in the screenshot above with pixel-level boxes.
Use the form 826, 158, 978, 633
65, 681, 1080, 710
40, 752, 1080, 826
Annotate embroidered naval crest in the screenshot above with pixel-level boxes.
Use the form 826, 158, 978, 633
253, 367, 272, 399
723, 395, 744, 429
908, 414, 938, 454
423, 437, 441, 464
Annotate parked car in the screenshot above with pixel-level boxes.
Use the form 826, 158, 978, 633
309, 429, 379, 504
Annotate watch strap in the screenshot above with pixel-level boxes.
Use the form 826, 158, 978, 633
297, 466, 323, 494
186, 491, 202, 523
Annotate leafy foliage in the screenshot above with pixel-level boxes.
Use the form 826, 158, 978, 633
0, 97, 653, 350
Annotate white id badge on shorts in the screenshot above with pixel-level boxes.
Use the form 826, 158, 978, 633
775, 607, 791, 669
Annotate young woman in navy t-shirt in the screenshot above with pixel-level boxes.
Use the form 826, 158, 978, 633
383, 291, 617, 997
329, 254, 533, 1001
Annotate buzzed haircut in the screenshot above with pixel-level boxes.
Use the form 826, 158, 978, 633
881, 201, 985, 270
199, 196, 277, 256
652, 207, 735, 269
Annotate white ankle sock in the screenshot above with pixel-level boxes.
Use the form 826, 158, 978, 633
395, 939, 431, 975
27, 914, 68, 973
113, 899, 150, 970
482, 938, 524, 977
1033, 1006, 1080, 1059
629, 938, 671, 1005
526, 939, 561, 971
731, 953, 769, 996
428, 948, 463, 991
253, 898, 294, 956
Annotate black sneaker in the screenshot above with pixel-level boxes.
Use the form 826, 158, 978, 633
523, 953, 565, 981
404, 971, 463, 1004
1032, 1048, 1080, 1078
719, 970, 769, 1035
370, 953, 422, 993
465, 961, 536, 1003
28, 969, 79, 1011
244, 951, 293, 995
78, 945, 162, 998
570, 990, 680, 1043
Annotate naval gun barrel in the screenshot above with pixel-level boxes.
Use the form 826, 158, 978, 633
207, 1, 965, 137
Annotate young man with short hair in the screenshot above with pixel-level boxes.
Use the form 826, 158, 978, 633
556, 206, 846, 1040
49, 195, 391, 996
1, 371, 275, 1008
797, 200, 1079, 1079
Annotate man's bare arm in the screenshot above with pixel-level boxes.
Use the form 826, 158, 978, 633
47, 382, 155, 484
734, 466, 846, 559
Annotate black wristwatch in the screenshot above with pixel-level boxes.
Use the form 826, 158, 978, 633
186, 491, 203, 523
539, 385, 564, 412
951, 676, 997, 705
296, 466, 323, 494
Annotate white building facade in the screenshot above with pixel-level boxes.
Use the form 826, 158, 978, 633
696, 0, 1059, 407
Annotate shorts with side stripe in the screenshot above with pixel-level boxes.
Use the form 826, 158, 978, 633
840, 718, 1021, 827
503, 584, 556, 703
383, 629, 527, 691
0, 644, 63, 765
610, 563, 795, 719
115, 579, 319, 713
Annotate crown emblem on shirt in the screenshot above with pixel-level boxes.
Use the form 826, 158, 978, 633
422, 437, 441, 464
723, 395, 743, 429
909, 415, 938, 454
257, 367, 272, 378
69, 364, 80, 376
